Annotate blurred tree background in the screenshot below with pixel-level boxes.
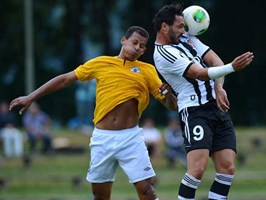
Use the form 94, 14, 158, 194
1, 0, 265, 126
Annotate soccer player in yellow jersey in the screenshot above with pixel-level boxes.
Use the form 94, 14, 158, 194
9, 26, 177, 200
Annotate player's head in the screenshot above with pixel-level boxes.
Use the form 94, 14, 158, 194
120, 26, 149, 61
153, 4, 185, 44
153, 4, 184, 32
125, 26, 149, 40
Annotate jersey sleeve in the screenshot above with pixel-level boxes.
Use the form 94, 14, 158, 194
154, 45, 193, 77
145, 64, 165, 100
74, 57, 100, 82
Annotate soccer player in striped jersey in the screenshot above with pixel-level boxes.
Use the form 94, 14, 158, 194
9, 26, 177, 200
153, 4, 254, 200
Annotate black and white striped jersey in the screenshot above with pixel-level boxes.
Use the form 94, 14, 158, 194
153, 33, 216, 112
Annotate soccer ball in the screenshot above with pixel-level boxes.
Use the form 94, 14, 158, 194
183, 5, 210, 36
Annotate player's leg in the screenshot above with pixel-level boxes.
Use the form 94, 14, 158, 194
209, 149, 236, 200
209, 110, 237, 199
86, 128, 119, 199
117, 126, 159, 200
178, 149, 209, 200
91, 182, 113, 200
178, 106, 214, 200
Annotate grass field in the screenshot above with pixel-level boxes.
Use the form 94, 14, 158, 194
0, 127, 266, 200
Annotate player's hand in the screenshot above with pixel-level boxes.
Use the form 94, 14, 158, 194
158, 82, 172, 96
9, 96, 33, 115
215, 86, 230, 112
232, 51, 254, 71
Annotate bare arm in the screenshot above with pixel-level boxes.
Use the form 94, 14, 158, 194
9, 71, 78, 114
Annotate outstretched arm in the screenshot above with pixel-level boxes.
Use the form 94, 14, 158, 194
9, 71, 78, 114
185, 51, 254, 81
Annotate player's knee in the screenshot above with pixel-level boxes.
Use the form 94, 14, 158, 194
221, 160, 235, 175
226, 164, 235, 175
141, 186, 157, 199
189, 164, 206, 179
135, 180, 157, 200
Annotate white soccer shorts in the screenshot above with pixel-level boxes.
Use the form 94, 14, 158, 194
86, 126, 156, 183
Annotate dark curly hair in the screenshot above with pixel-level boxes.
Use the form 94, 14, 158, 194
153, 3, 184, 32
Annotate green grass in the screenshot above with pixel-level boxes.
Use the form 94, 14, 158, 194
0, 127, 266, 200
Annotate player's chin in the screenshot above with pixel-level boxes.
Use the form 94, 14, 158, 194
175, 35, 182, 42
128, 54, 139, 61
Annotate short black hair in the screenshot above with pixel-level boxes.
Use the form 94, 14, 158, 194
125, 26, 149, 40
153, 3, 184, 32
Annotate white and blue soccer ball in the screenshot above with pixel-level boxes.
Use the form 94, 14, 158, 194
183, 5, 210, 36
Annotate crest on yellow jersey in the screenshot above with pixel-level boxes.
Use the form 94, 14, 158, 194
130, 66, 141, 74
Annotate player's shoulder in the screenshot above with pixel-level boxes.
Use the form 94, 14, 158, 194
181, 32, 199, 41
85, 56, 117, 65
135, 60, 155, 68
155, 43, 180, 55
154, 43, 183, 65
92, 55, 114, 62
181, 33, 208, 50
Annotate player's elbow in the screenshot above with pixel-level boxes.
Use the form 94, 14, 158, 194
194, 72, 210, 81
186, 67, 210, 81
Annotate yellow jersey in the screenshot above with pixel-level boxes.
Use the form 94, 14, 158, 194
74, 56, 164, 124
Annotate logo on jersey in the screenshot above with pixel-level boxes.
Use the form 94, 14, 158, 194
130, 66, 141, 74
190, 95, 196, 101
144, 166, 151, 171
186, 38, 195, 48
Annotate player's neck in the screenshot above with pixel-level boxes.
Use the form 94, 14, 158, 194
155, 32, 170, 45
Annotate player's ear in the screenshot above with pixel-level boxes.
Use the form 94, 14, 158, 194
121, 36, 126, 45
142, 47, 147, 54
162, 22, 169, 32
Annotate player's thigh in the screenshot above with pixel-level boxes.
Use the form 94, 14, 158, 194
117, 131, 156, 183
212, 111, 237, 152
179, 109, 213, 152
212, 149, 236, 174
87, 133, 118, 183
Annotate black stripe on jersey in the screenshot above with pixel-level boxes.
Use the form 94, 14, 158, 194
185, 77, 203, 105
182, 63, 203, 105
180, 41, 208, 68
171, 45, 193, 61
205, 80, 215, 101
155, 45, 176, 63
180, 41, 197, 57
179, 40, 214, 101
183, 62, 194, 77
201, 48, 211, 68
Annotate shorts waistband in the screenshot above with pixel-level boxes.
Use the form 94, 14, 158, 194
93, 125, 142, 136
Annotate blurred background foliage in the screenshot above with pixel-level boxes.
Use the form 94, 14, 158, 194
1, 0, 265, 126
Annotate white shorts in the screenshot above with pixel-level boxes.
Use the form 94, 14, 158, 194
86, 126, 156, 183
